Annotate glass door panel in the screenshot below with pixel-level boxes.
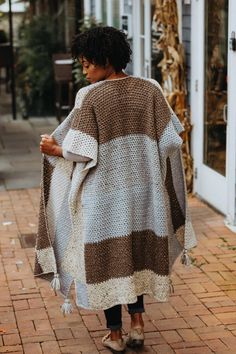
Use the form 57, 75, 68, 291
204, 0, 228, 176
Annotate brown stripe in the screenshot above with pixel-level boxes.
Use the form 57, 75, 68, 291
71, 105, 98, 140
84, 230, 169, 284
165, 157, 185, 232
71, 78, 171, 144
34, 257, 54, 282
35, 195, 51, 254
34, 256, 43, 276
34, 157, 54, 267
43, 157, 54, 207
34, 257, 53, 281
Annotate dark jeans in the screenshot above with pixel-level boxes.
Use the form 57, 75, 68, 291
104, 295, 145, 330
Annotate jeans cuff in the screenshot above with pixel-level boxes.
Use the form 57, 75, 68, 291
107, 322, 122, 330
128, 307, 145, 314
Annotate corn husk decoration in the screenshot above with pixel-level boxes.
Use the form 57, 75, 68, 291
152, 0, 193, 192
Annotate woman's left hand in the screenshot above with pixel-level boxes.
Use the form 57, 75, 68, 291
40, 134, 62, 157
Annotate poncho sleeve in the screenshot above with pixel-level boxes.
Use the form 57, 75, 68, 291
150, 79, 197, 251
61, 89, 98, 170
150, 81, 184, 179
62, 149, 91, 162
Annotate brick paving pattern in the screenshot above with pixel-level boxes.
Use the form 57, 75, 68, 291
1, 190, 236, 353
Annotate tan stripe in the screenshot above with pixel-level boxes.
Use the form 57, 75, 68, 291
165, 157, 185, 232
84, 230, 169, 284
71, 78, 171, 144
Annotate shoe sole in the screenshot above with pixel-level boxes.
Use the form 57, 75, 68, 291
126, 339, 144, 348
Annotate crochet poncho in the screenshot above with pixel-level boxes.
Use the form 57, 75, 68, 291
34, 76, 197, 311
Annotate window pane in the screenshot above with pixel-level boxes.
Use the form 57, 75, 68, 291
102, 0, 107, 24
204, 0, 228, 175
112, 0, 120, 28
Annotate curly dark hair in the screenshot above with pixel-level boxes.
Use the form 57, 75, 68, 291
71, 26, 132, 73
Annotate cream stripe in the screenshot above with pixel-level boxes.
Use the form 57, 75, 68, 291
36, 247, 57, 274
75, 270, 170, 310
46, 158, 73, 244
62, 129, 98, 165
81, 134, 173, 243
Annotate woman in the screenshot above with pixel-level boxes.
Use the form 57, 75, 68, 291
35, 26, 197, 353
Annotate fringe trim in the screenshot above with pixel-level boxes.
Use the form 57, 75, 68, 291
50, 273, 61, 291
181, 248, 191, 266
61, 298, 73, 315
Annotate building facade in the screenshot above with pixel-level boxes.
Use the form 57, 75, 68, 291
83, 0, 236, 230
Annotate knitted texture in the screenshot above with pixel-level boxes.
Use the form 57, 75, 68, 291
34, 76, 197, 310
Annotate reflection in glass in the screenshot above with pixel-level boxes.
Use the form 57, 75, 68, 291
204, 0, 228, 175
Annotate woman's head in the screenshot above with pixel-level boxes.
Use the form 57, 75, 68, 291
71, 26, 132, 83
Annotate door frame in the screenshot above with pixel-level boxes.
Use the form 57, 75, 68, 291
132, 0, 151, 77
226, 0, 236, 228
132, 0, 182, 78
191, 0, 236, 227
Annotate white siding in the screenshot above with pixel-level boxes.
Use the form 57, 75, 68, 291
182, 3, 191, 102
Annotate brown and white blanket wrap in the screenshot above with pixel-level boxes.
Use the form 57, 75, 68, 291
34, 77, 197, 310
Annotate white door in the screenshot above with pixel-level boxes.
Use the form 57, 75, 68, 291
191, 0, 236, 220
132, 0, 151, 77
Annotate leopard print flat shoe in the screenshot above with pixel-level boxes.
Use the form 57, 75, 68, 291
102, 332, 126, 353
125, 326, 144, 348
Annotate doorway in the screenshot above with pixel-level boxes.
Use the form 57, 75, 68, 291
191, 0, 236, 223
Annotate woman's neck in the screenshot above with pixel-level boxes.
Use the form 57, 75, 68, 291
106, 70, 129, 81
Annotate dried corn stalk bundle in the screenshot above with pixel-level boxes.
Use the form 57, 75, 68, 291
152, 0, 193, 192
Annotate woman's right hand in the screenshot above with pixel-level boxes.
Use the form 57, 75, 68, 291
40, 134, 62, 157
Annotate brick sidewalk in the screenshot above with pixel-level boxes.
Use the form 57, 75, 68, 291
1, 190, 236, 353
0, 116, 58, 190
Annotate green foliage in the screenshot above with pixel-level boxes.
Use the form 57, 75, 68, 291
16, 16, 64, 117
